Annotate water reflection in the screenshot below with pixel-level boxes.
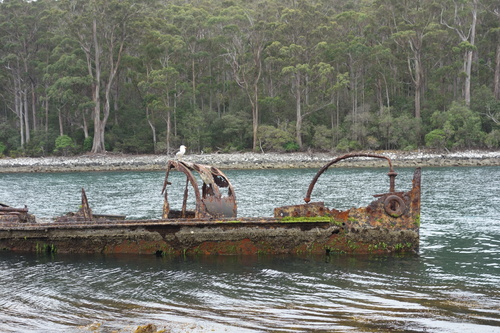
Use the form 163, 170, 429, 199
1, 251, 499, 332
0, 166, 499, 332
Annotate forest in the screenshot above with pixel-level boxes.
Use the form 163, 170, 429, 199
1, 0, 500, 157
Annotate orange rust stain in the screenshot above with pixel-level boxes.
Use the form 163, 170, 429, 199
330, 210, 349, 221
105, 240, 138, 254
238, 238, 260, 254
104, 240, 170, 254
194, 238, 259, 255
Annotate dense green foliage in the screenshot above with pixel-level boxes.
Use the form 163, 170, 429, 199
54, 135, 76, 156
1, 0, 499, 156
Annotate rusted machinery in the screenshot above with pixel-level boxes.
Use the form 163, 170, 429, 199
275, 153, 421, 234
161, 160, 237, 219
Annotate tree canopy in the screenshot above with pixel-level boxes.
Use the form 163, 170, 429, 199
1, 0, 499, 157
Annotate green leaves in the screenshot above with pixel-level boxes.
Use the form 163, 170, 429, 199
0, 0, 499, 156
54, 135, 76, 156
429, 102, 485, 149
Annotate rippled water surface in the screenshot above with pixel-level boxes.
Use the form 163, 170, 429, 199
1, 166, 499, 332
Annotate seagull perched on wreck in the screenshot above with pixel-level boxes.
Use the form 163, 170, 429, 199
175, 145, 187, 160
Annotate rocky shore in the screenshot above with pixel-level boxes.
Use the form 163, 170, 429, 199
0, 150, 499, 173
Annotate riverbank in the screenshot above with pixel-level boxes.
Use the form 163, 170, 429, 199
0, 149, 499, 173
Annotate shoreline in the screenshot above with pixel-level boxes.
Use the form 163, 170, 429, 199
0, 150, 499, 173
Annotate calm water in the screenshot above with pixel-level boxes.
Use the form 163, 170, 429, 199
0, 166, 499, 332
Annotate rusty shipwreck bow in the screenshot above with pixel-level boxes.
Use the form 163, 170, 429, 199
275, 153, 422, 253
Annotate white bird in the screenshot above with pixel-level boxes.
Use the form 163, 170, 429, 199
176, 145, 186, 160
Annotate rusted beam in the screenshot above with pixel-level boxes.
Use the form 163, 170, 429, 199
80, 188, 93, 220
0, 206, 29, 213
161, 160, 237, 219
0, 204, 34, 223
304, 153, 397, 203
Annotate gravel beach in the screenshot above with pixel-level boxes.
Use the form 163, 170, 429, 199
0, 150, 499, 173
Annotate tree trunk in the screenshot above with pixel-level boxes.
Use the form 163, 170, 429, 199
192, 57, 196, 106
166, 93, 171, 154
23, 89, 30, 144
146, 105, 157, 153
252, 83, 259, 151
295, 74, 303, 148
440, 0, 478, 106
464, 0, 477, 107
14, 76, 25, 149
91, 17, 104, 154
92, 120, 105, 153
58, 108, 64, 136
98, 76, 114, 151
44, 96, 49, 133
113, 76, 119, 125
82, 113, 89, 139
494, 42, 500, 100
31, 82, 37, 131
336, 96, 340, 146
414, 52, 422, 119
376, 78, 383, 116
174, 91, 178, 139
88, 8, 126, 154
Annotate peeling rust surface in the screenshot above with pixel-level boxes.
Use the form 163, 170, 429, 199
274, 153, 421, 253
0, 155, 421, 255
161, 160, 237, 219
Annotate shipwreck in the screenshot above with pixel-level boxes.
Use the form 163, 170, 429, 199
0, 153, 421, 255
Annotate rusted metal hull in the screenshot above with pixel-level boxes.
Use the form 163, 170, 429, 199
0, 154, 421, 256
0, 217, 418, 255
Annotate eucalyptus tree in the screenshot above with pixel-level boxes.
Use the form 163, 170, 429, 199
58, 0, 144, 153
166, 4, 212, 108
217, 4, 271, 151
139, 67, 182, 153
314, 17, 352, 145
45, 52, 92, 137
440, 0, 480, 107
474, 0, 500, 131
37, 2, 64, 135
151, 3, 223, 152
280, 56, 337, 148
362, 3, 397, 117
0, 0, 44, 148
483, 0, 500, 101
332, 10, 372, 144
269, 2, 340, 148
376, 0, 440, 120
137, 8, 187, 153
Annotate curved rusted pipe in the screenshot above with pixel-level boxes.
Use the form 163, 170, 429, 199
304, 153, 397, 203
162, 161, 202, 208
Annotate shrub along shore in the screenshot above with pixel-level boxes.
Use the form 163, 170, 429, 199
0, 150, 499, 173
